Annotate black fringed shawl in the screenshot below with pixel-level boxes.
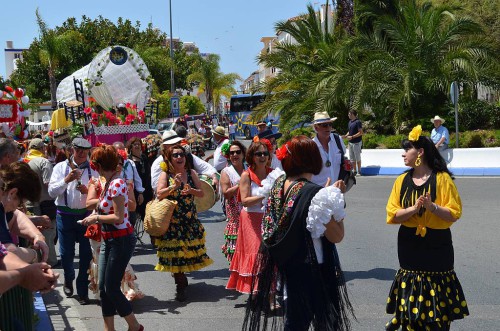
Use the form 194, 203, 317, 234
242, 176, 355, 331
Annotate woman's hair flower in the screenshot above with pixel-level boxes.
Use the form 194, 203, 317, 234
276, 142, 291, 161
408, 125, 422, 142
117, 149, 128, 162
160, 161, 168, 172
221, 142, 231, 158
253, 136, 272, 151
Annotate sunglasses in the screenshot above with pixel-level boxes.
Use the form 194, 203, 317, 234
172, 152, 185, 159
318, 123, 332, 128
254, 151, 270, 157
229, 150, 242, 155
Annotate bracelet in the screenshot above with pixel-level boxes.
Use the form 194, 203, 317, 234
431, 203, 438, 213
96, 215, 100, 224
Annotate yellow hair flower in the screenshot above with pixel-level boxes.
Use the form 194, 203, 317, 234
408, 125, 422, 142
160, 161, 168, 172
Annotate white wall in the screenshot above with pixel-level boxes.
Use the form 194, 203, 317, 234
360, 148, 500, 176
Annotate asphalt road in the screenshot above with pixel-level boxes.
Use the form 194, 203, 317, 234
42, 150, 500, 330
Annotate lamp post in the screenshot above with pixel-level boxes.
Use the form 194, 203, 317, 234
169, 0, 175, 97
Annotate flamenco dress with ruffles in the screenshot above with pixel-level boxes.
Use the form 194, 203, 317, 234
221, 165, 244, 263
385, 171, 469, 331
155, 173, 213, 273
226, 168, 270, 294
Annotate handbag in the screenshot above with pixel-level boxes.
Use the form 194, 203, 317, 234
144, 197, 177, 237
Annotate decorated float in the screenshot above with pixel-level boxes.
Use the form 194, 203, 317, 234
0, 86, 31, 140
55, 45, 157, 146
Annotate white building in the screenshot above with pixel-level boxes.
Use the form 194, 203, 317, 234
242, 4, 334, 91
4, 41, 27, 79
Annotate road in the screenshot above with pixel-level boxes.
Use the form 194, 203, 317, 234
42, 148, 500, 330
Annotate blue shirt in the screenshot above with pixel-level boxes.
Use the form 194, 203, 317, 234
431, 125, 449, 145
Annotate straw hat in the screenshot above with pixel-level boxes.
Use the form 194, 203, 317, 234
431, 115, 445, 124
161, 130, 182, 145
213, 126, 227, 137
312, 111, 337, 125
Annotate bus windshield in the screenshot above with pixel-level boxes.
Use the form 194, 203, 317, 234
229, 93, 278, 139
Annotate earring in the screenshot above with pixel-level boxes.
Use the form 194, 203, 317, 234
415, 155, 422, 167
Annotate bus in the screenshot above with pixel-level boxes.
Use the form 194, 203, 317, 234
228, 93, 279, 139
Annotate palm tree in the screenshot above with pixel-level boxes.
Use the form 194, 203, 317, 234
319, 0, 495, 132
36, 8, 83, 108
187, 54, 240, 115
253, 3, 348, 131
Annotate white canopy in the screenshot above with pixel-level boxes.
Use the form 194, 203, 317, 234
56, 46, 152, 111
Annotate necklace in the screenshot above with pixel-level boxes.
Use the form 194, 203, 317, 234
319, 142, 331, 167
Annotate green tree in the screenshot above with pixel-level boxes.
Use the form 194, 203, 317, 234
35, 8, 85, 108
321, 0, 496, 133
180, 95, 206, 115
254, 4, 347, 131
187, 54, 240, 113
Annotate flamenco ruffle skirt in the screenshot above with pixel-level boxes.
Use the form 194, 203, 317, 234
386, 226, 469, 330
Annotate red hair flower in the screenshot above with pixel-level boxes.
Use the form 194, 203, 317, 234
117, 149, 128, 162
253, 136, 272, 152
276, 142, 291, 161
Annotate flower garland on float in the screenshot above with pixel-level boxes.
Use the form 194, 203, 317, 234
0, 86, 31, 140
84, 102, 146, 127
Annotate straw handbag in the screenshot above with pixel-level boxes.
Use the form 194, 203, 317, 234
144, 198, 177, 236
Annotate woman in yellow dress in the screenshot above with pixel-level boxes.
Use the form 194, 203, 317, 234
155, 144, 213, 301
385, 126, 468, 331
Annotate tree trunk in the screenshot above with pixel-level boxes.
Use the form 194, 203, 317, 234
49, 68, 58, 109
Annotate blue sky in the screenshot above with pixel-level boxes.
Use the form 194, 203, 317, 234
1, 0, 318, 87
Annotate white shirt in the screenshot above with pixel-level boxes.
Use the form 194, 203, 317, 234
229, 124, 236, 134
213, 138, 229, 172
151, 153, 217, 192
48, 159, 99, 209
270, 154, 282, 170
121, 159, 145, 193
311, 133, 346, 187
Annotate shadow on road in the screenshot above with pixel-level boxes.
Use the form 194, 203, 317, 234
344, 268, 396, 282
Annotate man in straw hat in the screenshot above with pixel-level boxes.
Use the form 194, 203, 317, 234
204, 126, 229, 172
310, 111, 346, 192
430, 115, 449, 151
151, 130, 218, 192
256, 121, 267, 134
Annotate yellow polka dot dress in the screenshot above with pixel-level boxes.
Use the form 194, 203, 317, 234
385, 171, 469, 330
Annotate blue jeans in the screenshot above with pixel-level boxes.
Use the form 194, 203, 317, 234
229, 133, 236, 141
99, 234, 137, 317
56, 212, 92, 297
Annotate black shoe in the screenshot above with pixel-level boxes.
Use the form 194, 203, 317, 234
63, 281, 73, 297
175, 286, 186, 302
77, 296, 90, 305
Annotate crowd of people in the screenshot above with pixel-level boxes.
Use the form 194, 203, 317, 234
0, 110, 467, 331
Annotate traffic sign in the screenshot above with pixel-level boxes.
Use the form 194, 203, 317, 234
170, 96, 180, 117
450, 82, 458, 105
